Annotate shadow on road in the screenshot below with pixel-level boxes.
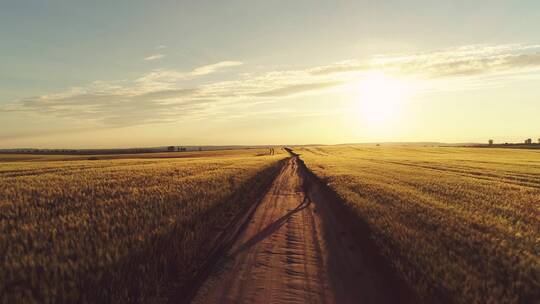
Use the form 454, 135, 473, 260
229, 196, 311, 257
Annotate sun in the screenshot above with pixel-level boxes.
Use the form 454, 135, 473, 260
353, 72, 412, 127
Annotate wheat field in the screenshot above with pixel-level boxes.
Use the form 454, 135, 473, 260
297, 145, 540, 303
0, 149, 287, 303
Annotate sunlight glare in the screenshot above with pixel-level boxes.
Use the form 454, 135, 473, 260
354, 72, 412, 127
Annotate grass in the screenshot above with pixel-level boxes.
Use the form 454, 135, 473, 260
297, 145, 540, 303
0, 149, 287, 303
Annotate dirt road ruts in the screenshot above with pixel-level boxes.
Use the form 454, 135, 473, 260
191, 156, 402, 304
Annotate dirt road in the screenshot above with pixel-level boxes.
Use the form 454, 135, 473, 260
191, 156, 400, 304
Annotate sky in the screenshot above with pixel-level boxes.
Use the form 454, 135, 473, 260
1, 0, 540, 148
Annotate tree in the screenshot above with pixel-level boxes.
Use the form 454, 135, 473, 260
488, 139, 493, 145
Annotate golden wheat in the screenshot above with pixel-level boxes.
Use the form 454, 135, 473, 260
298, 145, 540, 304
0, 149, 287, 303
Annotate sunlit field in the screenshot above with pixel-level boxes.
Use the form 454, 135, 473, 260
0, 149, 269, 162
0, 149, 287, 303
2, 1, 540, 303
297, 145, 540, 303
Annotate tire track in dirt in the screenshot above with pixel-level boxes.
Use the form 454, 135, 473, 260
191, 156, 404, 304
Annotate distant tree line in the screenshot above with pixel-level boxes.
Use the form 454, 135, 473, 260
488, 138, 540, 145
1, 146, 208, 155
167, 146, 196, 152
168, 146, 185, 152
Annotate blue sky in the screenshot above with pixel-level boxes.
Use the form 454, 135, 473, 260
1, 1, 540, 147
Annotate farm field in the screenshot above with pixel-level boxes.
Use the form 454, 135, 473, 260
297, 145, 540, 303
0, 149, 287, 303
0, 148, 273, 162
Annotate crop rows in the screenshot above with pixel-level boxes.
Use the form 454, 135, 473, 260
0, 151, 286, 303
298, 146, 540, 303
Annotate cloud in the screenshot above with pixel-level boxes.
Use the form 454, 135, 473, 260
133, 89, 199, 101
310, 44, 540, 78
134, 62, 244, 91
191, 61, 243, 76
254, 81, 344, 97
385, 45, 540, 78
134, 69, 186, 91
309, 60, 369, 75
3, 44, 540, 130
144, 54, 165, 61
1, 59, 339, 128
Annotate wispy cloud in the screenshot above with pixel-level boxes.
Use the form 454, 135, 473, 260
3, 44, 540, 129
134, 61, 244, 91
312, 44, 540, 78
253, 81, 344, 97
191, 61, 244, 76
1, 63, 339, 128
144, 54, 165, 61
